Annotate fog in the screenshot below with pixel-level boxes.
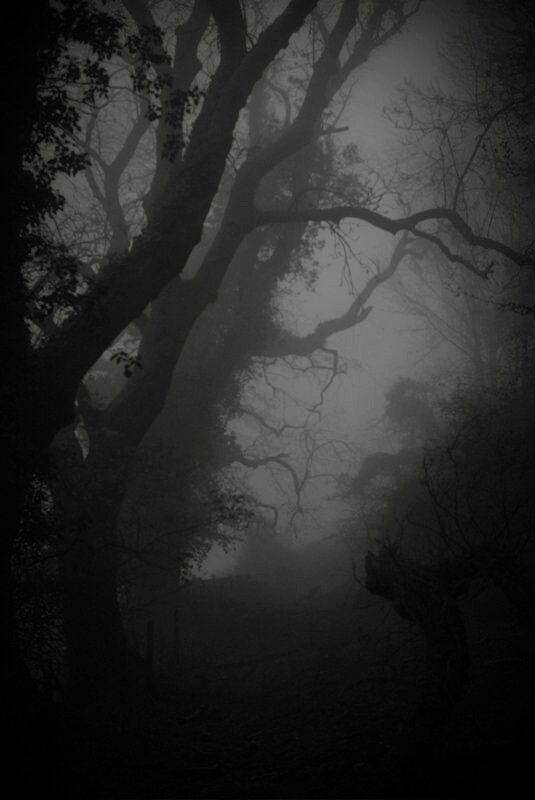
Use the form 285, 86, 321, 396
200, 3, 465, 571
6, 1, 535, 797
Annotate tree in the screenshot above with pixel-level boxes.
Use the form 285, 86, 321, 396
2, 0, 128, 720
39, 0, 424, 708
353, 350, 535, 749
356, 13, 535, 744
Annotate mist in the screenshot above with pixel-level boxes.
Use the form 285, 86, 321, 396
4, 1, 535, 797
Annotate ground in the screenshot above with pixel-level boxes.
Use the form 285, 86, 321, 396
24, 576, 534, 799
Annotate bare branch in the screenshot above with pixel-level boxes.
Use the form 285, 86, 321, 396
260, 234, 413, 358
254, 205, 533, 271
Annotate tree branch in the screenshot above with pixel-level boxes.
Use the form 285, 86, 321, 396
259, 234, 413, 358
253, 205, 533, 271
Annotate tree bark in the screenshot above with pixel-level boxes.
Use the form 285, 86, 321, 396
33, 0, 321, 452
53, 429, 132, 711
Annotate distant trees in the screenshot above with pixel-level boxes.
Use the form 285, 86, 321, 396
349, 359, 535, 745
352, 8, 535, 747
367, 381, 535, 734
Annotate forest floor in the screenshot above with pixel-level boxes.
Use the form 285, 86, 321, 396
25, 576, 535, 799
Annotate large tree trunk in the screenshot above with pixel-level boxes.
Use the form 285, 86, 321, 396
53, 429, 131, 712
61, 517, 127, 712
33, 0, 321, 452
